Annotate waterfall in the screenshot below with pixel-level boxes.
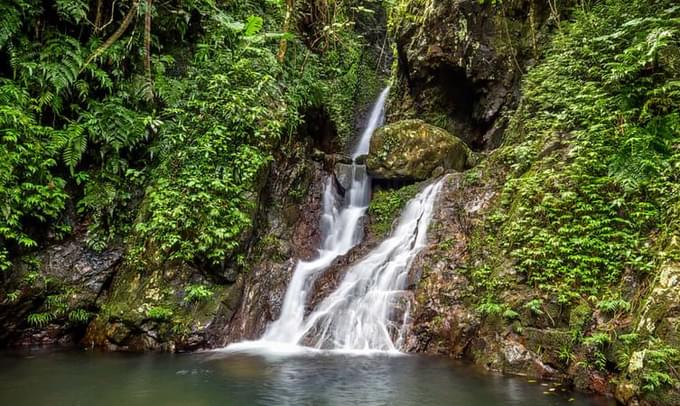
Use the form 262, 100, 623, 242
224, 87, 444, 354
260, 169, 370, 344
352, 86, 390, 159
294, 179, 443, 351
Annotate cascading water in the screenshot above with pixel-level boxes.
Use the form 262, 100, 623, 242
260, 168, 370, 344
225, 86, 444, 353
258, 88, 387, 345
352, 86, 390, 159
295, 179, 443, 351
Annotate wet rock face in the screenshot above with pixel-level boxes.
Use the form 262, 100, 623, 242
389, 0, 555, 149
366, 119, 472, 181
35, 240, 123, 302
208, 158, 329, 347
404, 174, 492, 357
0, 237, 122, 346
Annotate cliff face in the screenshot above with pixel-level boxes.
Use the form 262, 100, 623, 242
389, 1, 680, 405
388, 0, 564, 150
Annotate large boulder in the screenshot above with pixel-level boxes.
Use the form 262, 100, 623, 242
366, 119, 472, 181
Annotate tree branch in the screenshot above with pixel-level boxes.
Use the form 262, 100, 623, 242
81, 0, 140, 73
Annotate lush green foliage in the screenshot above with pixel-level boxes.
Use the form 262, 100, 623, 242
368, 183, 419, 236
146, 305, 173, 321
183, 284, 213, 303
0, 0, 379, 273
485, 0, 680, 302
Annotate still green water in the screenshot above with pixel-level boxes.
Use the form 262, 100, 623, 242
0, 349, 616, 405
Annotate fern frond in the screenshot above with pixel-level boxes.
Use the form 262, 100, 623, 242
0, 3, 22, 49
59, 123, 87, 173
56, 0, 89, 24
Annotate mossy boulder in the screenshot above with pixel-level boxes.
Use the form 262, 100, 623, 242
366, 119, 472, 181
83, 261, 237, 352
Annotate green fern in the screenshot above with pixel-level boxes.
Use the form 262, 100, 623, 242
56, 0, 89, 23
40, 35, 85, 95
244, 15, 264, 37
27, 312, 54, 327
0, 3, 22, 49
68, 308, 92, 324
57, 123, 87, 173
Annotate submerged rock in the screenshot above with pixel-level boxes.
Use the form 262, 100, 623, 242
366, 119, 472, 181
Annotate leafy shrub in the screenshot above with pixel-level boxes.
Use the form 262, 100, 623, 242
146, 306, 173, 321
184, 284, 213, 303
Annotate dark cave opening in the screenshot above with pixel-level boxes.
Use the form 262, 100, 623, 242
434, 65, 477, 124
425, 64, 493, 151
371, 177, 420, 190
399, 60, 503, 152
298, 106, 340, 154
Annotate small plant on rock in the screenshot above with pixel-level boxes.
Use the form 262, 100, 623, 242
184, 284, 214, 303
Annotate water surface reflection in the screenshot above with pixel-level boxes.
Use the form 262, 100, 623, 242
0, 350, 616, 405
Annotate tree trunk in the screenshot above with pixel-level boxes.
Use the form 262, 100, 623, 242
277, 0, 295, 63
94, 0, 103, 31
144, 0, 152, 80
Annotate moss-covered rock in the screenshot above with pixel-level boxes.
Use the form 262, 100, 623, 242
83, 261, 237, 352
367, 183, 421, 237
366, 119, 472, 180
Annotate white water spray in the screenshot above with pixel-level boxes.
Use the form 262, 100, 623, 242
352, 86, 390, 159
225, 86, 444, 354
295, 179, 443, 351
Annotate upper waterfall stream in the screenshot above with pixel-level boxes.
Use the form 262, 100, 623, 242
225, 87, 442, 354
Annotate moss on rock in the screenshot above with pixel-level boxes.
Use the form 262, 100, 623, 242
366, 119, 472, 180
368, 183, 421, 237
83, 262, 236, 351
